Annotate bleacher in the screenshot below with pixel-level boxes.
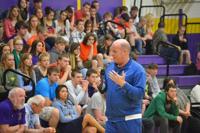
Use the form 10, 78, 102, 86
138, 55, 200, 89
136, 0, 200, 91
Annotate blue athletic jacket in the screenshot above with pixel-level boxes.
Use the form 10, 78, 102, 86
105, 59, 146, 121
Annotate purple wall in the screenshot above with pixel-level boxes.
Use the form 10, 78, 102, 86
0, 0, 17, 10
42, 0, 77, 10
0, 0, 76, 11
0, 0, 122, 16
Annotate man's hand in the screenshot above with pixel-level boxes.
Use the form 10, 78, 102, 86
176, 116, 183, 124
172, 97, 178, 105
92, 82, 98, 91
45, 98, 52, 106
183, 111, 191, 118
64, 65, 72, 72
143, 99, 150, 106
109, 70, 126, 87
44, 127, 56, 133
81, 80, 89, 91
107, 22, 112, 28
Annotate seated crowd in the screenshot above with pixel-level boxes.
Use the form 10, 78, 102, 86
0, 0, 197, 133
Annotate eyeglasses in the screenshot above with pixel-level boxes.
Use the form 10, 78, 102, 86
63, 59, 70, 62
3, 48, 10, 51
41, 59, 49, 62
35, 103, 44, 108
15, 43, 23, 45
7, 58, 14, 61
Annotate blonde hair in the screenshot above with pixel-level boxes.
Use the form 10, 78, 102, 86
7, 5, 22, 21
13, 36, 23, 45
144, 13, 154, 28
38, 52, 50, 61
19, 53, 33, 76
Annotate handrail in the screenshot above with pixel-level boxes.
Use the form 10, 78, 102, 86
139, 0, 143, 12
156, 41, 181, 54
160, 13, 188, 26
134, 0, 136, 6
139, 5, 165, 18
103, 20, 127, 39
156, 41, 181, 76
187, 22, 200, 25
2, 69, 35, 96
191, 102, 200, 107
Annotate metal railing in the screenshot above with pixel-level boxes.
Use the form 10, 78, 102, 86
0, 69, 35, 101
99, 20, 127, 39
160, 13, 188, 26
156, 41, 181, 76
139, 5, 165, 18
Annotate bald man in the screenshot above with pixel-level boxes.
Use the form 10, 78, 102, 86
104, 39, 146, 133
0, 87, 26, 133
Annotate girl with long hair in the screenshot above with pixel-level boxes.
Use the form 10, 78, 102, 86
52, 85, 105, 133
17, 53, 36, 91
3, 5, 22, 41
30, 40, 45, 65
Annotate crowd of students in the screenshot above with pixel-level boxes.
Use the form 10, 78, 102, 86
0, 0, 197, 133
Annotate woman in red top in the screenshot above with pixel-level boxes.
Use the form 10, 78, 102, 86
3, 6, 22, 41
26, 15, 42, 46
80, 33, 97, 62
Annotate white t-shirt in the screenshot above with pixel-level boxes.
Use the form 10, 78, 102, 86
64, 80, 88, 105
191, 84, 200, 103
87, 92, 106, 117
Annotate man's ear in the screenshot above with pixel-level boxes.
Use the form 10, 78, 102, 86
31, 103, 36, 108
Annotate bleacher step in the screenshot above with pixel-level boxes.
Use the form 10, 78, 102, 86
157, 65, 187, 76
138, 55, 166, 65
171, 75, 200, 87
